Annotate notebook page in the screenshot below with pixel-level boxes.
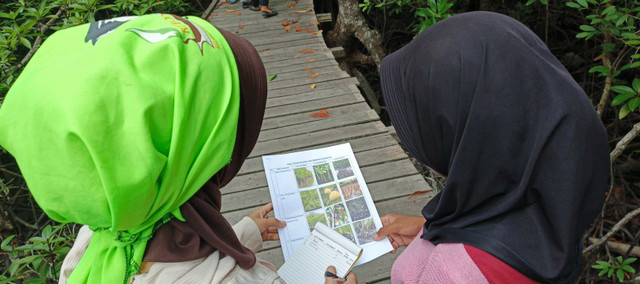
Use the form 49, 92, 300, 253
278, 223, 360, 284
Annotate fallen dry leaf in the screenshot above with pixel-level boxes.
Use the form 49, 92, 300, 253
291, 19, 299, 24
310, 112, 330, 118
225, 9, 238, 13
259, 48, 270, 52
310, 83, 317, 89
309, 73, 320, 78
281, 20, 289, 26
307, 58, 316, 62
238, 24, 244, 29
304, 69, 312, 72
310, 20, 320, 25
305, 29, 315, 34
293, 8, 312, 13
593, 54, 604, 61
408, 190, 433, 199
285, 25, 291, 32
295, 26, 304, 32
235, 12, 241, 15
299, 49, 317, 53
209, 13, 218, 17
315, 30, 323, 35
319, 109, 328, 113
286, 3, 296, 8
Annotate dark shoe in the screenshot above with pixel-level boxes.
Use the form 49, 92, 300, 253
242, 2, 250, 8
249, 6, 260, 11
262, 10, 278, 17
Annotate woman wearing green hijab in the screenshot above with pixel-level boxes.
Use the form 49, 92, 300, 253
0, 14, 286, 283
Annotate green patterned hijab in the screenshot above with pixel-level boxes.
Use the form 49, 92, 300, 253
0, 14, 239, 283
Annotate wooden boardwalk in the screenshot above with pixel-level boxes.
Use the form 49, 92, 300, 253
208, 1, 435, 282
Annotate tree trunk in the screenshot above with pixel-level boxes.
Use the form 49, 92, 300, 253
326, 0, 385, 71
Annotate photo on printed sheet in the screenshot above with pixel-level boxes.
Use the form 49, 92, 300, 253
334, 224, 356, 243
313, 163, 334, 185
353, 218, 377, 245
346, 197, 371, 222
332, 158, 354, 179
319, 184, 342, 207
305, 210, 328, 231
294, 167, 315, 189
300, 188, 322, 212
325, 203, 349, 229
338, 178, 362, 200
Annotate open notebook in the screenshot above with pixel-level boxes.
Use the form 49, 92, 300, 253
277, 222, 363, 284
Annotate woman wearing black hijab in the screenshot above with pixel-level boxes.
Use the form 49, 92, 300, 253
369, 11, 609, 283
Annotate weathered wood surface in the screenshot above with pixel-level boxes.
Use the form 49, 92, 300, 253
209, 1, 435, 283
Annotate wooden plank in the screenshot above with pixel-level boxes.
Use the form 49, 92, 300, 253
316, 13, 332, 23
331, 46, 346, 59
249, 121, 388, 158
263, 100, 369, 129
265, 84, 359, 108
261, 105, 376, 140
259, 44, 330, 63
268, 71, 351, 90
264, 92, 364, 119
266, 65, 345, 82
262, 52, 334, 69
248, 32, 321, 47
269, 77, 360, 98
265, 58, 338, 76
237, 134, 400, 175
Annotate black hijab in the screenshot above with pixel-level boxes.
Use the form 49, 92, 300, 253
380, 11, 609, 283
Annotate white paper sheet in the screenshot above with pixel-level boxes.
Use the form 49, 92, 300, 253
262, 143, 393, 265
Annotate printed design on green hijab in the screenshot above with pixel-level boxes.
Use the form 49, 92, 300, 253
85, 16, 138, 44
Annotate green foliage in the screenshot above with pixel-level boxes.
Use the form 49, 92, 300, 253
313, 163, 334, 185
592, 256, 637, 282
1, 224, 76, 282
566, 0, 640, 119
360, 0, 456, 34
300, 189, 322, 211
294, 167, 314, 188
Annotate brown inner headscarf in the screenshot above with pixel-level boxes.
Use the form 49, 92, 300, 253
142, 28, 267, 269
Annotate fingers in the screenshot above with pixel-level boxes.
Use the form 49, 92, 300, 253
344, 272, 358, 284
263, 216, 287, 228
373, 223, 396, 241
324, 266, 339, 284
260, 202, 274, 214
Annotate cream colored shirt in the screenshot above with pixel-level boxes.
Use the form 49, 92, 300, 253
59, 217, 284, 284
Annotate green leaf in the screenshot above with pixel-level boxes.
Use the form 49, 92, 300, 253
589, 65, 610, 75
601, 5, 615, 16
526, 0, 536, 5
622, 32, 640, 40
619, 104, 631, 119
576, 32, 593, 39
41, 225, 52, 239
628, 97, 640, 111
616, 256, 624, 264
616, 268, 624, 282
611, 93, 634, 106
268, 74, 277, 82
628, 40, 640, 45
576, 0, 588, 8
1, 235, 15, 251
19, 37, 31, 49
621, 264, 635, 273
616, 15, 627, 26
566, 2, 581, 9
611, 85, 636, 94
539, 0, 548, 4
622, 257, 637, 265
607, 267, 615, 278
598, 268, 608, 276
580, 25, 596, 32
633, 79, 640, 93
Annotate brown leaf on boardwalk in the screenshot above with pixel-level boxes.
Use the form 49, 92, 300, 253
295, 26, 304, 32
225, 9, 238, 13
307, 58, 316, 62
299, 49, 317, 53
209, 14, 218, 17
310, 83, 317, 89
309, 73, 320, 78
281, 20, 289, 26
286, 3, 296, 8
315, 30, 323, 35
293, 8, 313, 13
408, 190, 433, 199
310, 112, 330, 118
291, 19, 299, 24
285, 25, 291, 32
304, 69, 312, 72
259, 48, 270, 52
310, 20, 320, 25
319, 109, 328, 113
238, 24, 244, 29
305, 29, 315, 34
